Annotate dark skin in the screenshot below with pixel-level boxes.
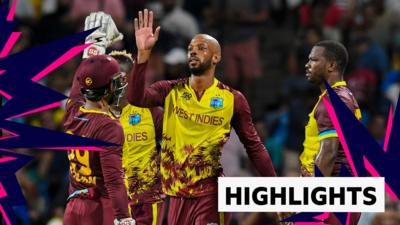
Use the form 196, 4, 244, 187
305, 46, 341, 177
134, 9, 221, 100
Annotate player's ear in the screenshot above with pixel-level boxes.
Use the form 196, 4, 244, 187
327, 60, 336, 73
212, 54, 221, 65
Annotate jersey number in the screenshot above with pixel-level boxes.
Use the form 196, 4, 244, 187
66, 131, 92, 176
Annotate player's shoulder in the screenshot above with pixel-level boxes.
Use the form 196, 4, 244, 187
94, 116, 124, 140
330, 85, 356, 104
92, 113, 122, 132
217, 81, 246, 100
216, 81, 249, 112
169, 77, 189, 88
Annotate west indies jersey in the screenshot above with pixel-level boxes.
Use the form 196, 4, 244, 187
63, 75, 129, 219
127, 62, 276, 198
120, 105, 164, 205
300, 81, 361, 176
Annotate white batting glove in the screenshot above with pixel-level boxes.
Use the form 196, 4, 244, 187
83, 11, 124, 58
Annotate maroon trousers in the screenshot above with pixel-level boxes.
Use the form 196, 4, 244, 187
64, 197, 115, 225
130, 201, 165, 225
168, 194, 231, 225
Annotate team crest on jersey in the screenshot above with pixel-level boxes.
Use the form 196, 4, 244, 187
129, 114, 141, 125
210, 97, 223, 109
181, 92, 192, 100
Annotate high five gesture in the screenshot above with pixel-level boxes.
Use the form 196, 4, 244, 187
134, 9, 160, 63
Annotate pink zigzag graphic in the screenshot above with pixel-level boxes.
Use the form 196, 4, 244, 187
6, 0, 17, 21
294, 223, 329, 225
0, 204, 11, 225
322, 97, 398, 202
7, 102, 61, 119
40, 146, 105, 151
322, 97, 358, 177
5, 43, 91, 119
0, 156, 16, 164
0, 89, 12, 100
0, 128, 18, 141
32, 43, 91, 82
0, 32, 21, 58
364, 158, 398, 201
383, 106, 393, 152
0, 181, 10, 225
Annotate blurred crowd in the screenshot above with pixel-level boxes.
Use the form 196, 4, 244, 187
4, 0, 400, 224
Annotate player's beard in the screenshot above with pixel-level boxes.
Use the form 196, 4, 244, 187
189, 58, 212, 76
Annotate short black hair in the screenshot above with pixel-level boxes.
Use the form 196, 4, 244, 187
315, 40, 349, 74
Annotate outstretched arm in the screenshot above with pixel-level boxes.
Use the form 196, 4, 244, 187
127, 9, 172, 108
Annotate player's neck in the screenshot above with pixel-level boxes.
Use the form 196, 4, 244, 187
84, 100, 110, 114
190, 72, 214, 94
319, 74, 342, 92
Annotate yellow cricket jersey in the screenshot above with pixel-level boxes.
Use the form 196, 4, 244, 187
161, 78, 233, 197
300, 81, 361, 175
128, 62, 277, 198
120, 104, 163, 204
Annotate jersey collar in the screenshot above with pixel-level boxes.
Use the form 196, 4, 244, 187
320, 81, 347, 97
79, 107, 116, 119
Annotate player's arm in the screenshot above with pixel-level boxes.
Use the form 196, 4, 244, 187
314, 91, 360, 176
231, 91, 276, 177
127, 9, 172, 108
150, 107, 164, 142
97, 122, 131, 220
315, 137, 340, 176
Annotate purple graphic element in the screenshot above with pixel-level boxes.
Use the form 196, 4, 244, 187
0, 32, 20, 57
0, 204, 11, 225
321, 97, 359, 177
0, 90, 11, 100
322, 82, 399, 202
31, 43, 91, 82
0, 0, 118, 224
7, 102, 62, 119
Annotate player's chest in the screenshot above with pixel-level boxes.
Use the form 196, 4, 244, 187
167, 87, 234, 117
120, 106, 154, 133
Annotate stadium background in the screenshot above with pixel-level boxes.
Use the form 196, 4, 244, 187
6, 0, 400, 224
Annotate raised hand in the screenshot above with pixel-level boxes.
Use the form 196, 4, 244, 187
134, 9, 160, 51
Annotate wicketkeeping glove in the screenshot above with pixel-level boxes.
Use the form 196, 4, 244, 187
83, 11, 124, 58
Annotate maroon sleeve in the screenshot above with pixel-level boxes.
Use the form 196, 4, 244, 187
127, 62, 174, 107
150, 107, 164, 141
231, 91, 277, 177
97, 121, 130, 219
316, 88, 358, 133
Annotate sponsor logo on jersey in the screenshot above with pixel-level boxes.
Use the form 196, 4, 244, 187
129, 114, 141, 125
181, 92, 192, 100
210, 97, 223, 109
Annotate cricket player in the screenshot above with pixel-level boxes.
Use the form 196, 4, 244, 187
127, 9, 277, 225
299, 40, 361, 225
63, 12, 135, 225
